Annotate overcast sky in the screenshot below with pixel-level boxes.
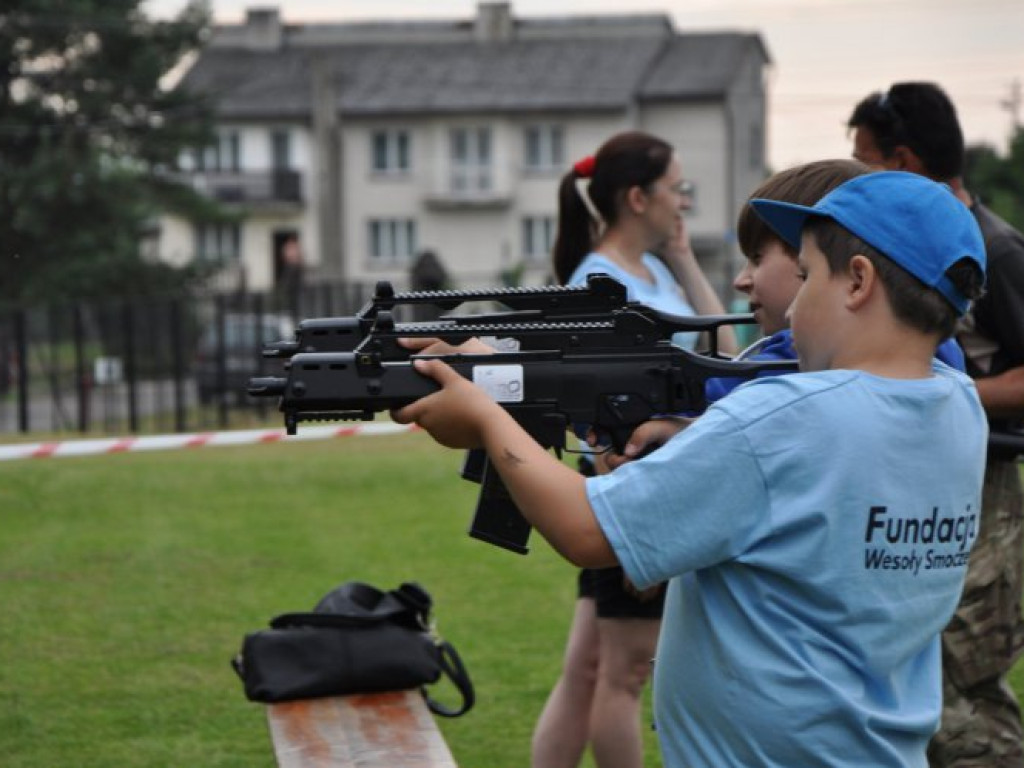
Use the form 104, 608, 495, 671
146, 0, 1024, 171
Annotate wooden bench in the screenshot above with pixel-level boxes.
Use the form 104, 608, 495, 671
266, 689, 458, 767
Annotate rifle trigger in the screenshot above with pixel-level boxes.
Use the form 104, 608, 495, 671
603, 394, 629, 421
356, 351, 383, 370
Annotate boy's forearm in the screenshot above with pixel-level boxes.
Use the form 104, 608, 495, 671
479, 408, 618, 567
974, 364, 1024, 418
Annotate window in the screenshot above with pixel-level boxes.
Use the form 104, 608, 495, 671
270, 130, 291, 171
194, 223, 241, 263
368, 219, 417, 265
371, 129, 411, 173
196, 131, 240, 172
522, 216, 555, 263
449, 126, 492, 194
524, 125, 564, 171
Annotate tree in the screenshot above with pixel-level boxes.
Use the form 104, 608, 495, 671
0, 0, 220, 304
965, 125, 1024, 233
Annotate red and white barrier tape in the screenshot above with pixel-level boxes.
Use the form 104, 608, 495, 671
0, 422, 417, 462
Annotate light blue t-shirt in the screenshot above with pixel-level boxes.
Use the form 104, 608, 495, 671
588, 363, 987, 767
568, 252, 698, 350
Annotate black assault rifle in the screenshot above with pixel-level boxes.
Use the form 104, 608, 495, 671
249, 277, 797, 554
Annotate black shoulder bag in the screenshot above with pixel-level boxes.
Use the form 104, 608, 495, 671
231, 581, 474, 717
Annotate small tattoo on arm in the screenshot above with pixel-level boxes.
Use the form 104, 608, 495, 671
501, 448, 525, 467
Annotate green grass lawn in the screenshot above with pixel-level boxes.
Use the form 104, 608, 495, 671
0, 431, 1021, 767
0, 431, 627, 767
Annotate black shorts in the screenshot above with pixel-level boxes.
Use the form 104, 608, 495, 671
574, 457, 665, 619
577, 566, 665, 619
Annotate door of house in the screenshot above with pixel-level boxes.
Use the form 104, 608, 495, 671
272, 230, 303, 312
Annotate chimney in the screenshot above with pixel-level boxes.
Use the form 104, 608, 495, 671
244, 7, 283, 50
475, 2, 514, 44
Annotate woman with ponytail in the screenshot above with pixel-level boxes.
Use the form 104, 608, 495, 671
532, 131, 735, 768
552, 131, 734, 352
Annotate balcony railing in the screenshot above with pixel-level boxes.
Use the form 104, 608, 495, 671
188, 170, 303, 205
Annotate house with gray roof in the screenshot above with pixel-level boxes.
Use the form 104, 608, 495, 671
162, 2, 770, 297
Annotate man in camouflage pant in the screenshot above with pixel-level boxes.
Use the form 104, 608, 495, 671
847, 82, 1024, 766
937, 459, 1024, 764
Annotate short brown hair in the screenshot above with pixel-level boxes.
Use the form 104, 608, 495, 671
806, 218, 984, 339
737, 159, 870, 259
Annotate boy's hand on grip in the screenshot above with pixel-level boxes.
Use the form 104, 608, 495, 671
604, 417, 694, 471
391, 358, 500, 450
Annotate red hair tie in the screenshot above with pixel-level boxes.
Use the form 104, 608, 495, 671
573, 155, 596, 178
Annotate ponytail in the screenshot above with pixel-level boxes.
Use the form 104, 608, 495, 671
553, 169, 597, 283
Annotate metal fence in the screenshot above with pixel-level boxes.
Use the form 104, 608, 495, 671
0, 280, 395, 438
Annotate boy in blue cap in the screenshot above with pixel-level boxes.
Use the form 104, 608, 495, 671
393, 171, 988, 766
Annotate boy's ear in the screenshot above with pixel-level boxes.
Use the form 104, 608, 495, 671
845, 254, 878, 311
891, 145, 927, 175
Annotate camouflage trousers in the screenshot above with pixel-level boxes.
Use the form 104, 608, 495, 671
929, 459, 1024, 768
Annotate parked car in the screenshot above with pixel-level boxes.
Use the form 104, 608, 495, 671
194, 313, 294, 405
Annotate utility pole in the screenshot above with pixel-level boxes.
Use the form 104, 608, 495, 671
1000, 78, 1022, 135
312, 54, 343, 281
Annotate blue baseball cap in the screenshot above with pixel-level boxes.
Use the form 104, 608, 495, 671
750, 171, 986, 315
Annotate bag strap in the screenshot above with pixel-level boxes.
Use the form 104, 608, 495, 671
422, 639, 475, 718
392, 582, 432, 616
272, 582, 432, 629
269, 612, 386, 630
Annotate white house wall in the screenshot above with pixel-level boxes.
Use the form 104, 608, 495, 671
339, 113, 637, 289
157, 121, 320, 291
219, 121, 315, 175
246, 215, 313, 286
639, 101, 730, 253
158, 215, 195, 269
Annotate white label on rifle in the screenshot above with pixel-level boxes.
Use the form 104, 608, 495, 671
473, 365, 524, 403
